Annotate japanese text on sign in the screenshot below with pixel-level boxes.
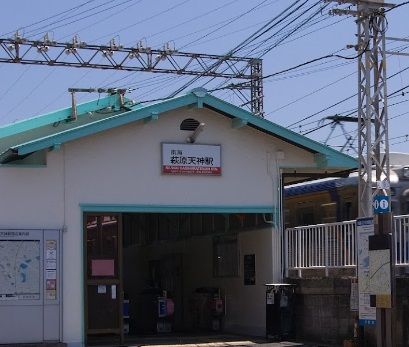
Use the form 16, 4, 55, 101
162, 143, 221, 175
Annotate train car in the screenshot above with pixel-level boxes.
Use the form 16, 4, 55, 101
283, 153, 409, 228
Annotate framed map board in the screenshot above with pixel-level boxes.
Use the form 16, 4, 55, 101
0, 239, 41, 300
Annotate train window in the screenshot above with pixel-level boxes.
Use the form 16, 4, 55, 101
284, 209, 290, 229
321, 202, 336, 223
343, 201, 353, 220
404, 167, 409, 178
297, 206, 315, 226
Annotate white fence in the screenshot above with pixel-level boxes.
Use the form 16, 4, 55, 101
285, 220, 356, 277
394, 214, 409, 267
285, 215, 409, 276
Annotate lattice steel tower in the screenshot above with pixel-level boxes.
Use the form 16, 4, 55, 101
330, 0, 394, 217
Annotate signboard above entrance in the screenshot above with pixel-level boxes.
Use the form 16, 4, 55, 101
162, 143, 221, 175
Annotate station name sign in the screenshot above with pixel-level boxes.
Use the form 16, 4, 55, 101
162, 143, 221, 175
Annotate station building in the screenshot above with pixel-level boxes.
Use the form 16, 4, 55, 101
0, 88, 356, 346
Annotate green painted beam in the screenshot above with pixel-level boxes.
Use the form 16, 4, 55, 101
80, 203, 275, 214
143, 111, 159, 124
0, 95, 120, 139
232, 118, 248, 129
15, 93, 198, 156
202, 97, 357, 169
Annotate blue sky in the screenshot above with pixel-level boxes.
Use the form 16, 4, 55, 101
0, 0, 407, 153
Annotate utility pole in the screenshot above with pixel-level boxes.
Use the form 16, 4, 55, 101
326, 0, 395, 346
0, 34, 264, 116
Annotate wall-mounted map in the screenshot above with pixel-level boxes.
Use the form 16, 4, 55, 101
0, 241, 40, 300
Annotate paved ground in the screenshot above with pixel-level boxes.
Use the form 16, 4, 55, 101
90, 334, 312, 347
86, 333, 341, 347
0, 335, 334, 347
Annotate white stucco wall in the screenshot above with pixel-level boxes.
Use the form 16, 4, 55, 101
0, 106, 317, 346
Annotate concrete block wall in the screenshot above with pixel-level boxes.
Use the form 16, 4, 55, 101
288, 276, 409, 347
288, 278, 355, 345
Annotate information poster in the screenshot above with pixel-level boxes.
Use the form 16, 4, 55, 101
45, 240, 57, 300
244, 254, 256, 285
356, 217, 376, 326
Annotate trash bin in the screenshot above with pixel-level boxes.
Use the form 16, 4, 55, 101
265, 283, 296, 341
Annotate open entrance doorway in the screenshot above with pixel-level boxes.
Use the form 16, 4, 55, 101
84, 211, 273, 345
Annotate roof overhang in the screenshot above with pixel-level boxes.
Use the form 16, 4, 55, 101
0, 88, 357, 176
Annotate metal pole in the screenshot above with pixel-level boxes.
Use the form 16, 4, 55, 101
327, 1, 396, 345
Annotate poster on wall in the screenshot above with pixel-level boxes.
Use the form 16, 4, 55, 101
162, 143, 221, 175
45, 240, 58, 300
244, 254, 256, 285
356, 217, 376, 326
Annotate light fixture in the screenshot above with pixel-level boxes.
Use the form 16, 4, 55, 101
186, 122, 205, 143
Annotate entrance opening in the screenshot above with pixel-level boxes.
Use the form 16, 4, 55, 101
85, 211, 272, 346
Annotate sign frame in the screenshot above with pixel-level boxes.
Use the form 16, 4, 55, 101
356, 217, 377, 326
161, 142, 222, 176
373, 194, 390, 214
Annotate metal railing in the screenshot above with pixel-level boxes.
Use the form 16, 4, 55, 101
285, 220, 357, 277
285, 215, 409, 277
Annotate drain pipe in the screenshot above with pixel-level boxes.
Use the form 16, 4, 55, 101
267, 150, 285, 282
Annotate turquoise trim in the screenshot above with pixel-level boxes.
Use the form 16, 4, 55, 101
15, 94, 197, 156
144, 111, 159, 124
0, 95, 120, 139
80, 211, 85, 346
79, 204, 274, 214
202, 96, 357, 169
232, 118, 248, 129
0, 87, 357, 170
0, 164, 47, 168
314, 153, 327, 168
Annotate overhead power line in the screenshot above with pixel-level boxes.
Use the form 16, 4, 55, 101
25, 0, 137, 39
179, 0, 323, 106
0, 0, 97, 37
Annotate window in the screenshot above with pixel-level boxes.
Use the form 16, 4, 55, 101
86, 214, 119, 278
213, 235, 239, 277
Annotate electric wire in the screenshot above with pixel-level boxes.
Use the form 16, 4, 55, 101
116, 1, 349, 110
267, 70, 356, 115
57, 0, 146, 42
144, 0, 241, 43
4, 69, 56, 120
253, 1, 327, 58
185, 0, 324, 97
115, 0, 318, 94
26, 0, 137, 39
0, 0, 97, 37
91, 0, 194, 44
101, 1, 342, 104
178, 0, 274, 50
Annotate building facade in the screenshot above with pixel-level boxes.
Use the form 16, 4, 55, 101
0, 88, 356, 346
